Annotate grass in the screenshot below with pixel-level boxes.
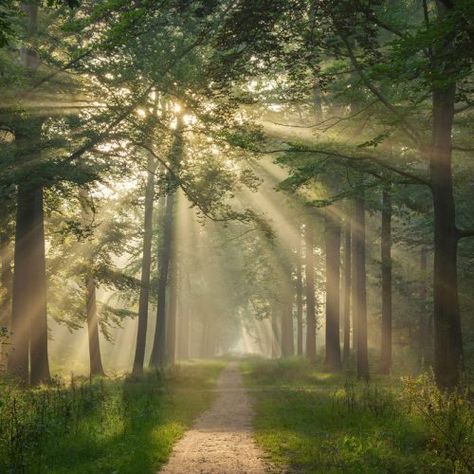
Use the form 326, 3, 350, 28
0, 360, 224, 473
242, 357, 474, 474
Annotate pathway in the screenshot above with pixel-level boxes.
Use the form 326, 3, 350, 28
160, 363, 279, 474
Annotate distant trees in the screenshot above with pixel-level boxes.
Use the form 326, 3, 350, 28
0, 0, 472, 389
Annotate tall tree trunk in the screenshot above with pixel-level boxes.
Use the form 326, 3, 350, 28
79, 191, 105, 377
305, 217, 317, 362
132, 155, 157, 374
9, 162, 50, 384
312, 83, 323, 120
296, 228, 304, 356
29, 187, 50, 385
419, 246, 432, 367
429, 1, 463, 389
178, 272, 191, 360
342, 214, 351, 364
8, 187, 33, 382
0, 229, 12, 371
281, 290, 294, 357
167, 260, 178, 365
325, 214, 342, 371
351, 209, 359, 360
150, 192, 175, 368
86, 277, 105, 376
149, 113, 183, 368
380, 185, 392, 374
271, 302, 281, 358
8, 2, 50, 385
353, 194, 369, 380
431, 79, 462, 389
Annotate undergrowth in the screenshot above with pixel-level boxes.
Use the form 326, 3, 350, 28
0, 360, 223, 473
243, 357, 474, 473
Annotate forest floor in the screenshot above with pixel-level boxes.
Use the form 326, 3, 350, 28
0, 361, 225, 473
242, 357, 474, 474
160, 362, 279, 474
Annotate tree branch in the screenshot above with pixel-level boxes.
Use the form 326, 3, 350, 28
457, 228, 474, 239
341, 36, 421, 147
257, 146, 431, 187
267, 100, 377, 129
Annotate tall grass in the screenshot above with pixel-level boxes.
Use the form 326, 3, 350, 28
243, 358, 474, 473
0, 361, 223, 473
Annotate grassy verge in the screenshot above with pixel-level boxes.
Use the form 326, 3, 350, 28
0, 360, 224, 473
242, 357, 474, 473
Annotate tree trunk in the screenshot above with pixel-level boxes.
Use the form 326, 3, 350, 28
0, 229, 12, 371
271, 302, 281, 358
342, 215, 351, 364
178, 272, 191, 360
431, 81, 463, 389
325, 214, 342, 371
167, 260, 178, 365
305, 217, 317, 362
419, 246, 432, 367
8, 2, 50, 385
281, 292, 294, 357
132, 155, 157, 374
86, 277, 105, 376
353, 195, 369, 380
29, 187, 50, 385
312, 83, 323, 120
296, 229, 304, 356
380, 185, 392, 375
150, 192, 175, 368
428, 1, 463, 390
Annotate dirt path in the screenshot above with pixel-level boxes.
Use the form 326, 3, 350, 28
159, 363, 279, 474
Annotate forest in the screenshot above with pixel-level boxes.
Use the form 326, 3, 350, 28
0, 0, 473, 473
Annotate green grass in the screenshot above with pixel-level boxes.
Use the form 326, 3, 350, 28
0, 360, 224, 473
242, 357, 474, 473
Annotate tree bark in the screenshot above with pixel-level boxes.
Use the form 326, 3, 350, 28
29, 187, 50, 385
150, 192, 175, 368
8, 1, 50, 385
86, 277, 105, 376
380, 185, 392, 374
429, 1, 463, 389
351, 211, 358, 356
271, 301, 281, 358
296, 228, 304, 356
281, 291, 294, 357
419, 246, 432, 367
342, 215, 351, 364
132, 155, 157, 374
0, 229, 12, 371
305, 217, 317, 361
167, 260, 178, 365
178, 272, 191, 360
324, 214, 342, 371
353, 194, 369, 380
431, 81, 463, 389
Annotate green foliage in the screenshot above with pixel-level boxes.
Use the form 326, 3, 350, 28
0, 361, 224, 473
243, 358, 474, 473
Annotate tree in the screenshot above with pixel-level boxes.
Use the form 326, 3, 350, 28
380, 184, 392, 374
324, 212, 342, 371
132, 153, 158, 374
342, 213, 351, 364
305, 216, 317, 362
353, 194, 369, 381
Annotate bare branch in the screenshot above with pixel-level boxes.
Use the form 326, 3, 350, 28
268, 100, 377, 129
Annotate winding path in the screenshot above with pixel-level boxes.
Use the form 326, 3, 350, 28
159, 363, 278, 474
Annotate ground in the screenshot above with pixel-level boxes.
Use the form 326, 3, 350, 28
160, 362, 279, 474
